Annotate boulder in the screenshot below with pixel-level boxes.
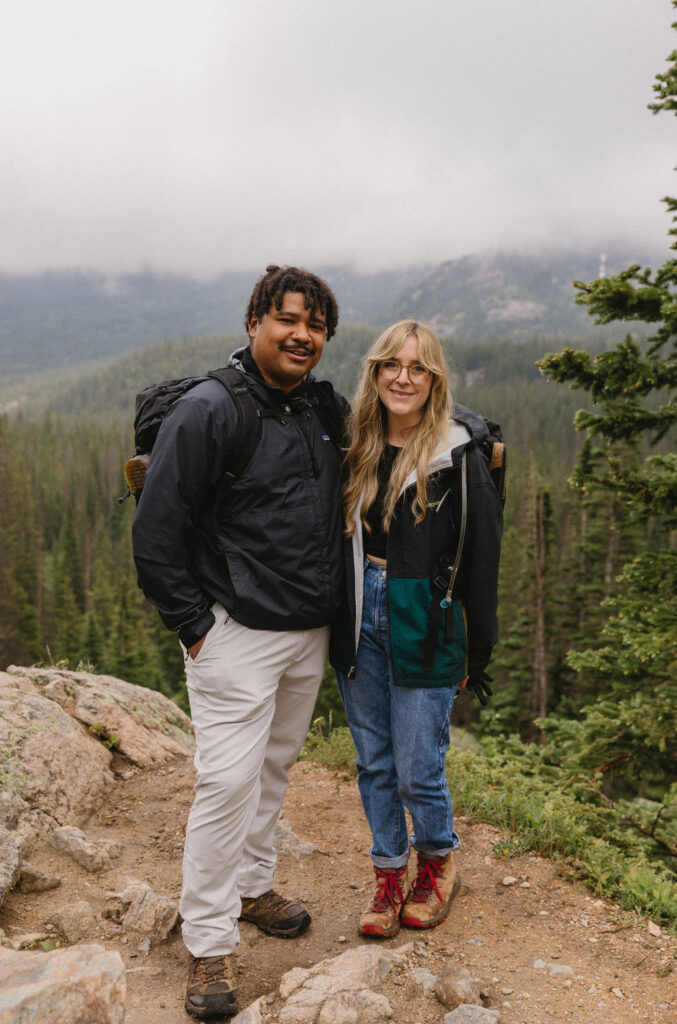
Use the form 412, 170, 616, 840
0, 672, 113, 847
0, 665, 194, 850
7, 665, 194, 767
271, 944, 408, 1023
0, 944, 125, 1023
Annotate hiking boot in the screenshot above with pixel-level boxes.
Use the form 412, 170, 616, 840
359, 864, 409, 938
185, 955, 237, 1020
239, 890, 311, 938
401, 852, 460, 929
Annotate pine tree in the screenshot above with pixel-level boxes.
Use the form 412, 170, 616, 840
537, 16, 677, 796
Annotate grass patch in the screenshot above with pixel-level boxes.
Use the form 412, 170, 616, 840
300, 720, 357, 777
448, 744, 677, 930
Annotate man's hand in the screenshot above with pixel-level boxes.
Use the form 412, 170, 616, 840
188, 635, 207, 660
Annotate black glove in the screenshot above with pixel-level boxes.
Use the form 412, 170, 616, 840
466, 671, 493, 706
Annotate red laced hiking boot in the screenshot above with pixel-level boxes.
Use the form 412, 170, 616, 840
185, 955, 237, 1020
359, 864, 410, 938
239, 890, 311, 938
401, 852, 460, 929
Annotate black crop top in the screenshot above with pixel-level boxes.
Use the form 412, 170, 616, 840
362, 444, 402, 560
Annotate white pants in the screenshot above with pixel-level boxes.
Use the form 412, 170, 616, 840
179, 603, 329, 957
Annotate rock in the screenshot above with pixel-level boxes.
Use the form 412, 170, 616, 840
18, 862, 61, 894
273, 944, 407, 1023
435, 961, 482, 1009
548, 964, 574, 978
501, 876, 517, 886
280, 967, 312, 999
0, 829, 21, 909
117, 881, 179, 941
48, 825, 120, 872
231, 996, 266, 1024
0, 671, 115, 847
274, 817, 316, 858
533, 959, 574, 978
408, 966, 438, 992
443, 1007, 499, 1024
315, 989, 393, 1024
647, 921, 662, 937
7, 665, 194, 767
0, 943, 125, 1023
47, 900, 96, 943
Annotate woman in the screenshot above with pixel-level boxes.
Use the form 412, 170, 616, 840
335, 320, 502, 938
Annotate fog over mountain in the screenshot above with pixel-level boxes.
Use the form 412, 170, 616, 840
0, 246, 663, 377
3, 1, 674, 275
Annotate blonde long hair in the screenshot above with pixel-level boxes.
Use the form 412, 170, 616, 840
344, 320, 451, 536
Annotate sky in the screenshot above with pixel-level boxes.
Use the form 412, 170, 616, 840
3, 0, 675, 275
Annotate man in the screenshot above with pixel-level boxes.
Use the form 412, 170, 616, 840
132, 265, 345, 1020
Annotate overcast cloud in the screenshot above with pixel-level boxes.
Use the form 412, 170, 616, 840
2, 0, 674, 274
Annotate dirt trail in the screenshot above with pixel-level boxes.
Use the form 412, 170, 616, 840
1, 758, 674, 1023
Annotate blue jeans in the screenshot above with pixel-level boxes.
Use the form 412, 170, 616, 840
337, 561, 460, 868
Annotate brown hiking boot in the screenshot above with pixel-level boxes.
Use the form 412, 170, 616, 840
358, 864, 409, 938
185, 955, 237, 1020
239, 889, 311, 938
401, 851, 460, 929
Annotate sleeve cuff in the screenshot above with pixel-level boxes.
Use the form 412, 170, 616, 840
178, 609, 216, 649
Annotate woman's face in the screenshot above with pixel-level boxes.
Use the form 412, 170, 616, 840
376, 334, 433, 430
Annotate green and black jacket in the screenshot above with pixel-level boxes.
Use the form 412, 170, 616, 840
331, 406, 503, 689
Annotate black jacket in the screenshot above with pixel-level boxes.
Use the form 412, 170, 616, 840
330, 407, 503, 687
132, 349, 347, 648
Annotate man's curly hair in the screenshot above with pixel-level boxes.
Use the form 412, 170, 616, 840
244, 265, 339, 340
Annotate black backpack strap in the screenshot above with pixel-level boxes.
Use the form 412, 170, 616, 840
306, 379, 350, 451
207, 367, 263, 482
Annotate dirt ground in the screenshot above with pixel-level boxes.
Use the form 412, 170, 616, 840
1, 755, 675, 1024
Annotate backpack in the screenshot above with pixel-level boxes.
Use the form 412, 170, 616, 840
425, 405, 506, 695
119, 366, 346, 503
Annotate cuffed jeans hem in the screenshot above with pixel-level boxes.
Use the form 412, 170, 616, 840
182, 921, 240, 959
371, 850, 410, 870
413, 831, 460, 858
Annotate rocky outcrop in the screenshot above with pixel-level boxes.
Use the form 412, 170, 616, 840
230, 944, 495, 1024
6, 665, 194, 768
0, 944, 125, 1023
0, 667, 194, 855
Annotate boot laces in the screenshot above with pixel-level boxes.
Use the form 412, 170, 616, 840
409, 856, 444, 904
369, 868, 405, 914
192, 956, 229, 984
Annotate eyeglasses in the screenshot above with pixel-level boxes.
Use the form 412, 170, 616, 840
378, 359, 431, 384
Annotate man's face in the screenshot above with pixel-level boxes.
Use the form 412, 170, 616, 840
248, 292, 326, 392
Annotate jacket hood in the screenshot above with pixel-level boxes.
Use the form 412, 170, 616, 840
452, 402, 495, 445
